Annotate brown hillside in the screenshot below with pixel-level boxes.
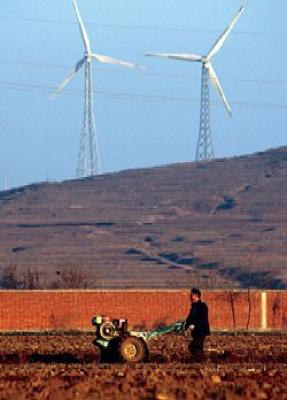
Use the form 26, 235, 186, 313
0, 147, 287, 289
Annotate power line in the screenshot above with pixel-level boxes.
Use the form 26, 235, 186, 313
0, 79, 287, 110
0, 59, 286, 87
0, 15, 286, 37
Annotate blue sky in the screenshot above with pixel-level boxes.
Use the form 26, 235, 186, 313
0, 0, 286, 188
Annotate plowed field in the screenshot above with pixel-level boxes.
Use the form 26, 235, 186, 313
0, 334, 286, 399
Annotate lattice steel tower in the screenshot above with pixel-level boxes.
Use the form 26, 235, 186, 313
76, 58, 100, 177
195, 63, 214, 161
52, 0, 139, 178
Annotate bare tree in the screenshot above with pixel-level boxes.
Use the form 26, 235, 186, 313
229, 291, 236, 330
54, 265, 89, 289
245, 244, 260, 330
0, 261, 23, 289
225, 289, 241, 332
246, 285, 252, 331
23, 268, 46, 290
272, 293, 281, 330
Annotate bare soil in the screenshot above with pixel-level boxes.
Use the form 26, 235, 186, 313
0, 334, 286, 399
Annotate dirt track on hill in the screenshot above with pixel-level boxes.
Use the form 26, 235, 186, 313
0, 334, 286, 399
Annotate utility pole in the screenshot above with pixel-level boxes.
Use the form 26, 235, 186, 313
4, 174, 8, 190
0, 170, 9, 191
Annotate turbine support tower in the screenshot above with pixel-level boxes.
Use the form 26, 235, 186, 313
195, 64, 214, 161
77, 59, 100, 177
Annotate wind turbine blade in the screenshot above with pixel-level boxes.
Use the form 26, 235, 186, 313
146, 52, 202, 62
207, 3, 246, 60
72, 0, 92, 53
91, 54, 144, 69
51, 58, 85, 98
207, 63, 232, 116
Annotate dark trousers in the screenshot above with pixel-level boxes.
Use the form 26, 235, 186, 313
188, 335, 206, 361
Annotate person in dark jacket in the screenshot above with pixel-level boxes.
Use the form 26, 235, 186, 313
185, 288, 210, 361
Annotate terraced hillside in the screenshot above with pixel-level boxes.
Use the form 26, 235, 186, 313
0, 146, 287, 289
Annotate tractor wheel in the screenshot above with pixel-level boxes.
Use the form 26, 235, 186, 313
119, 336, 149, 363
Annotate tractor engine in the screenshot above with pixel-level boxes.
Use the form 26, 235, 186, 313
91, 315, 128, 341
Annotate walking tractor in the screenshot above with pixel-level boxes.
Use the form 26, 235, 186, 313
91, 314, 185, 362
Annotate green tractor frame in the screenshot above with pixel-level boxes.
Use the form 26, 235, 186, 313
92, 314, 185, 363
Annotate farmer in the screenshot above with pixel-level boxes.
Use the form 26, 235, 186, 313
184, 287, 210, 362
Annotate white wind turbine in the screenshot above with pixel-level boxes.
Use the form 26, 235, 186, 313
146, 2, 247, 162
52, 0, 140, 177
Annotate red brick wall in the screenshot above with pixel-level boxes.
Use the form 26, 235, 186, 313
0, 290, 286, 331
204, 291, 262, 330
267, 291, 287, 330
